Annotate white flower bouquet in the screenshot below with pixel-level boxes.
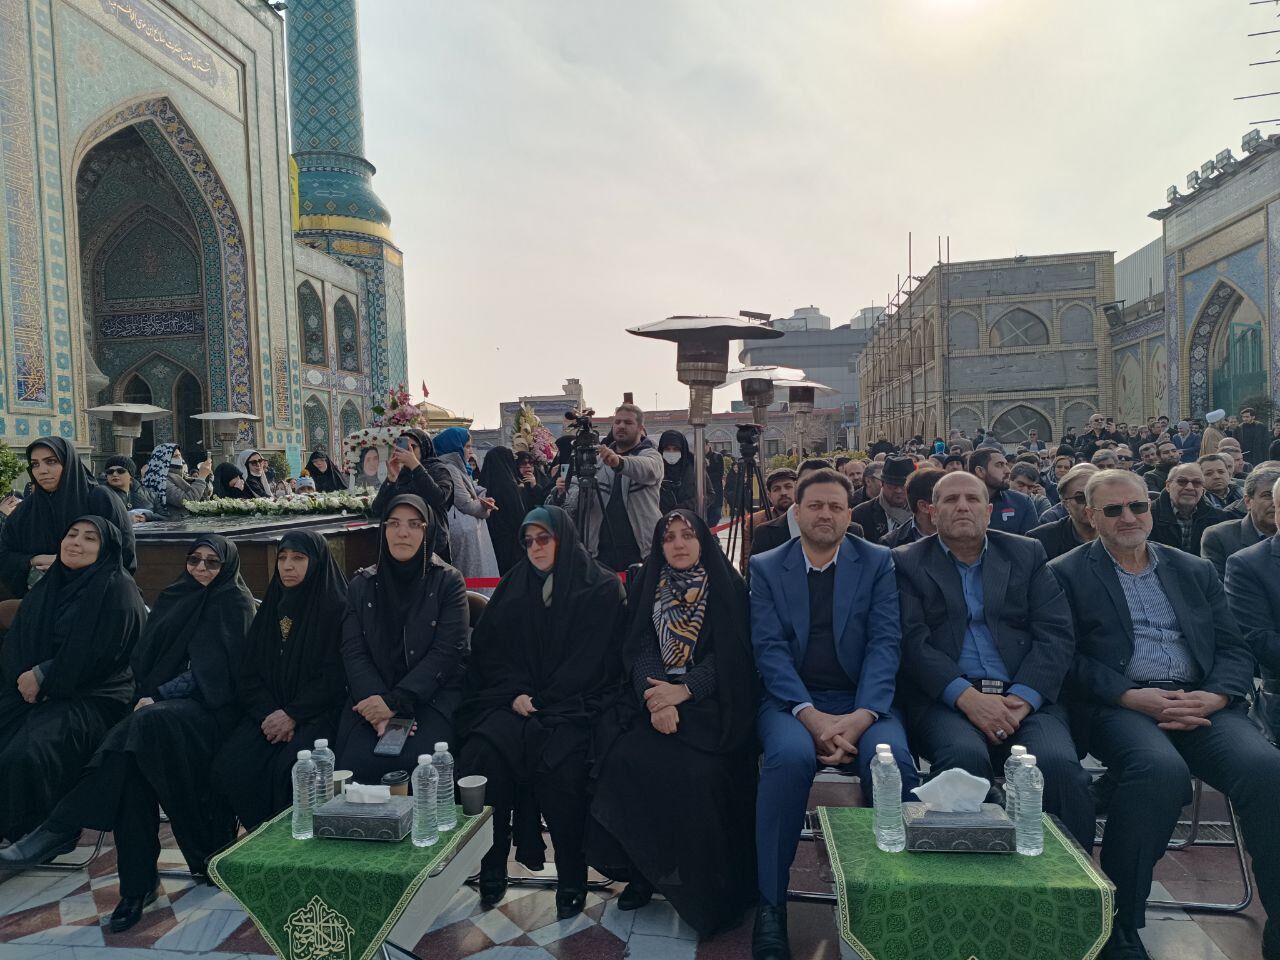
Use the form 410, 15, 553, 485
183, 489, 376, 518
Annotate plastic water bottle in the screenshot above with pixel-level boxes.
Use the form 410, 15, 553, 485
412, 755, 439, 848
291, 750, 317, 840
1003, 744, 1028, 823
1014, 754, 1044, 856
431, 742, 456, 831
311, 739, 335, 807
871, 748, 906, 853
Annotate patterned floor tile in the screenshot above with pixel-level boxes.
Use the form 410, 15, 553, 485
542, 924, 626, 960
525, 911, 595, 947
628, 899, 697, 940
471, 905, 528, 945
621, 932, 697, 960
595, 899, 636, 943
214, 916, 274, 956
12, 922, 106, 947
424, 885, 483, 933
410, 918, 496, 958
0, 902, 65, 941
496, 890, 563, 932
463, 945, 557, 960
99, 906, 181, 949
0, 871, 92, 916
56, 890, 102, 925
152, 907, 246, 953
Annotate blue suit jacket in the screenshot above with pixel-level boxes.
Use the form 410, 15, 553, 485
748, 535, 902, 716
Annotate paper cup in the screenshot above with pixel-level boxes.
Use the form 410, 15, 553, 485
381, 770, 410, 797
457, 775, 487, 816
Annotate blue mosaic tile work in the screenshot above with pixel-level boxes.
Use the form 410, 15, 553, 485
1181, 241, 1266, 334
288, 0, 364, 155
99, 311, 202, 339
1270, 200, 1280, 407
1164, 252, 1180, 416
82, 99, 253, 417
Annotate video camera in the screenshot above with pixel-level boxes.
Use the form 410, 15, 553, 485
564, 408, 601, 481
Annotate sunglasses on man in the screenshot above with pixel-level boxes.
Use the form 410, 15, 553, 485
1098, 500, 1151, 518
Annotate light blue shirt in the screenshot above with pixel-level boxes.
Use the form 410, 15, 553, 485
939, 539, 1043, 711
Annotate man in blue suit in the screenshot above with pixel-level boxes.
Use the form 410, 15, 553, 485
748, 467, 916, 960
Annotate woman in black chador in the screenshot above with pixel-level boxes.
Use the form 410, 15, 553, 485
212, 530, 347, 829
0, 536, 256, 931
0, 437, 135, 598
337, 495, 468, 782
589, 509, 758, 938
475, 446, 525, 575
457, 505, 625, 920
0, 516, 145, 844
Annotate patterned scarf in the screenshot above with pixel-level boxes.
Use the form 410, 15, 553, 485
652, 562, 709, 671
142, 442, 181, 501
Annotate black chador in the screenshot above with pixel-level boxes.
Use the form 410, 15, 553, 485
213, 530, 347, 829
0, 437, 136, 598
4, 536, 256, 904
589, 509, 759, 938
0, 515, 145, 841
457, 505, 625, 915
336, 494, 469, 782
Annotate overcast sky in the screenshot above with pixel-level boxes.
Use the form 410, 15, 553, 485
356, 0, 1266, 427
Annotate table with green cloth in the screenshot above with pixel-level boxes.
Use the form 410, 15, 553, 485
208, 806, 490, 960
818, 807, 1114, 960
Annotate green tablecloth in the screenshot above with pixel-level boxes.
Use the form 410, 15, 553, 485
208, 806, 481, 960
819, 807, 1113, 960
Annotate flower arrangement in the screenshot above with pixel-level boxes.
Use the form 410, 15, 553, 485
511, 405, 556, 465
184, 489, 375, 517
0, 438, 23, 494
370, 383, 429, 430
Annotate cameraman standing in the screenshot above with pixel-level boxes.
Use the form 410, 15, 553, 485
556, 403, 663, 571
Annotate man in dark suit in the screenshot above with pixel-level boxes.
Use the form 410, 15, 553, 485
968, 447, 1040, 535
1224, 475, 1280, 738
881, 467, 942, 548
749, 468, 916, 960
1201, 464, 1279, 579
852, 455, 913, 544
1050, 469, 1280, 960
893, 472, 1093, 849
1143, 439, 1182, 493
1148, 462, 1229, 556
1028, 463, 1098, 560
752, 460, 864, 556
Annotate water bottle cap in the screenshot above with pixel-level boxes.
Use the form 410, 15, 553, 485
418, 754, 431, 765
298, 750, 311, 759
875, 743, 890, 752
434, 742, 449, 752
1020, 754, 1036, 764
314, 739, 328, 749
1010, 745, 1026, 756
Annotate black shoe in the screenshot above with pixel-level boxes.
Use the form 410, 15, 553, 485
752, 902, 791, 960
1100, 926, 1149, 960
478, 867, 507, 908
617, 877, 653, 911
555, 888, 586, 919
108, 883, 160, 934
0, 824, 82, 866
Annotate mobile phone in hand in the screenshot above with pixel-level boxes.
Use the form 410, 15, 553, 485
373, 716, 413, 756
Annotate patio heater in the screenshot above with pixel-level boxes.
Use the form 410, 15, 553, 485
627, 316, 782, 513
717, 365, 804, 430
85, 403, 170, 458
191, 411, 262, 464
773, 378, 837, 458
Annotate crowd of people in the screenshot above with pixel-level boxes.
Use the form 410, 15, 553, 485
0, 398, 1277, 960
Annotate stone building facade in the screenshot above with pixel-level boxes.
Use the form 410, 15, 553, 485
858, 252, 1116, 445
0, 0, 406, 468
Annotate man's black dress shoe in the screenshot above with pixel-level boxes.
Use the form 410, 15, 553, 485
477, 867, 507, 907
108, 883, 159, 933
0, 825, 81, 866
617, 877, 653, 911
555, 888, 586, 919
752, 902, 791, 960
1100, 925, 1150, 960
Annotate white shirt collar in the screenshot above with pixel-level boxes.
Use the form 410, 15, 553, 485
785, 503, 800, 539
802, 543, 839, 573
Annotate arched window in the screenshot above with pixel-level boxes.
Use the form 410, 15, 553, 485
991, 405, 1051, 445
335, 296, 359, 372
298, 281, 325, 366
173, 371, 203, 452
303, 395, 330, 451
948, 311, 980, 350
340, 400, 362, 440
122, 375, 155, 456
990, 308, 1049, 348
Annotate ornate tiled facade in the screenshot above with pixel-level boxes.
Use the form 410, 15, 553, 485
0, 0, 407, 466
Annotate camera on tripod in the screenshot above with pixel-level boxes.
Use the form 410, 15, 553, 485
564, 408, 601, 480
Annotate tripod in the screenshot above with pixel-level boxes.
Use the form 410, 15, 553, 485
723, 424, 772, 579
570, 460, 620, 568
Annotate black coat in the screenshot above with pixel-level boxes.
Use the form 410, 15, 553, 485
341, 556, 469, 718
1238, 421, 1269, 467
1200, 515, 1267, 581
371, 462, 454, 562
892, 531, 1074, 710
1149, 491, 1229, 556
1028, 515, 1090, 561
1049, 540, 1254, 715
851, 497, 892, 544
1224, 535, 1280, 677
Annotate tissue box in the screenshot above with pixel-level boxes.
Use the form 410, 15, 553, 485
313, 795, 413, 841
902, 802, 1015, 853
